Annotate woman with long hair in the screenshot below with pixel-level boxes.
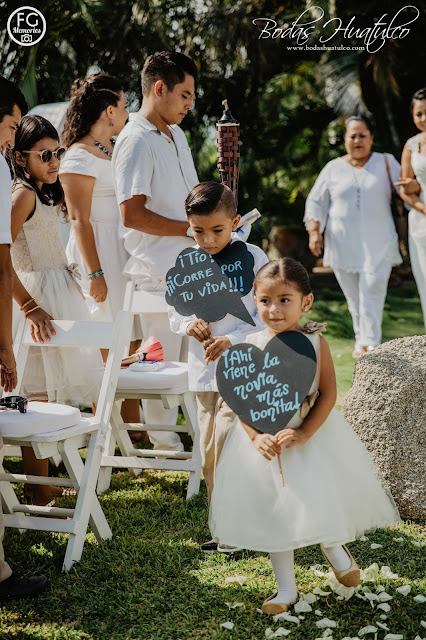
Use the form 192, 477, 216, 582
60, 73, 129, 326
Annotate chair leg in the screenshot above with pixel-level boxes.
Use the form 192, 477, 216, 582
181, 392, 202, 500
110, 403, 141, 477
0, 454, 22, 515
97, 414, 117, 495
59, 434, 112, 571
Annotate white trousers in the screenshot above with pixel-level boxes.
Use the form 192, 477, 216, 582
137, 311, 185, 452
409, 231, 426, 330
333, 263, 393, 348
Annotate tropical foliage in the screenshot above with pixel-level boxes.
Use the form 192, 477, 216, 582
1, 0, 426, 230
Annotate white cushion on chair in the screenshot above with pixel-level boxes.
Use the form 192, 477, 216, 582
117, 361, 188, 391
0, 402, 81, 438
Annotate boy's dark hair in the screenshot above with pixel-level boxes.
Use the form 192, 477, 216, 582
185, 182, 237, 219
254, 258, 312, 296
62, 73, 123, 148
141, 51, 198, 97
0, 76, 28, 122
6, 114, 64, 208
411, 88, 426, 111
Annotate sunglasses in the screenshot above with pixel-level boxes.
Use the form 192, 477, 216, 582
0, 396, 28, 413
23, 147, 66, 163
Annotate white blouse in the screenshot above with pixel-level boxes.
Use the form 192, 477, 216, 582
304, 152, 402, 273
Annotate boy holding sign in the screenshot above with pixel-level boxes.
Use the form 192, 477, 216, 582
168, 182, 268, 552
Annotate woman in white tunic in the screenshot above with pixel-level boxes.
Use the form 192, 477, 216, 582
59, 74, 129, 327
398, 88, 426, 330
304, 116, 402, 357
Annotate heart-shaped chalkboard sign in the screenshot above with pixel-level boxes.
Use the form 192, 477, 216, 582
216, 331, 317, 435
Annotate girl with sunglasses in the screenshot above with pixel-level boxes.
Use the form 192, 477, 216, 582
6, 114, 101, 506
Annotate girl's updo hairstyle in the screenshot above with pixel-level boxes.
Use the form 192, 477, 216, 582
61, 73, 123, 148
344, 114, 373, 134
411, 88, 426, 111
6, 114, 64, 208
254, 257, 312, 296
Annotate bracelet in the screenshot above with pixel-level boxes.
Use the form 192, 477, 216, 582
88, 269, 104, 280
25, 305, 41, 317
20, 297, 35, 311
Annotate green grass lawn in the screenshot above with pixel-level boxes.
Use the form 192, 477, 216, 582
1, 283, 425, 640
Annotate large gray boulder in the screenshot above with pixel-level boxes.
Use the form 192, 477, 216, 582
342, 335, 426, 521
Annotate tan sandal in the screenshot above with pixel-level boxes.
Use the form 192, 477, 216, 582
261, 591, 299, 615
320, 543, 360, 587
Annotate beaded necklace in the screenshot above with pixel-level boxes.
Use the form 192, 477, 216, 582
88, 134, 115, 157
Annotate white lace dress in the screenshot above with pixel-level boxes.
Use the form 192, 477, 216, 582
209, 326, 400, 552
59, 147, 129, 321
407, 134, 426, 329
11, 193, 102, 404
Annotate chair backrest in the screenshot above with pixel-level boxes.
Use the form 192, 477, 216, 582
9, 311, 134, 430
123, 280, 168, 314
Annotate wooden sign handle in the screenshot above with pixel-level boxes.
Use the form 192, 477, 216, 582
278, 456, 285, 487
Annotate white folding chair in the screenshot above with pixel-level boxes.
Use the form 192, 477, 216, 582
0, 311, 132, 571
97, 281, 201, 500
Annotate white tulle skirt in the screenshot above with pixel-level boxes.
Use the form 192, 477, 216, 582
15, 268, 103, 405
209, 408, 400, 552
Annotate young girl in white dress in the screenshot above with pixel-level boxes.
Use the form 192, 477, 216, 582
7, 114, 101, 505
209, 258, 400, 615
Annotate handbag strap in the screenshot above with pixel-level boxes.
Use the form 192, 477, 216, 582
384, 153, 397, 196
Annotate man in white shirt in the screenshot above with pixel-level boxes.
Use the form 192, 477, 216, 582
0, 76, 48, 600
112, 52, 199, 452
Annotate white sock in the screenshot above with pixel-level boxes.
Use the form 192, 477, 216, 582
268, 550, 298, 604
322, 544, 352, 571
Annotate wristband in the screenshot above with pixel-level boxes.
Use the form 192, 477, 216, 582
21, 297, 35, 311
88, 269, 104, 280
25, 305, 41, 317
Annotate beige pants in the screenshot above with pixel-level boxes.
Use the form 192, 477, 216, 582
0, 441, 12, 583
196, 392, 237, 503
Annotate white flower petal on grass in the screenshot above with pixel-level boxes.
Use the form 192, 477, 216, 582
274, 628, 291, 637
392, 537, 404, 543
335, 585, 355, 601
316, 618, 338, 629
378, 592, 393, 602
411, 541, 421, 548
294, 599, 312, 613
383, 634, 404, 640
257, 608, 264, 615
376, 585, 386, 593
414, 595, 426, 603
225, 601, 245, 609
315, 609, 324, 616
272, 612, 300, 625
396, 585, 411, 596
298, 616, 305, 620
371, 543, 383, 549
359, 535, 369, 542
225, 575, 247, 586
421, 620, 426, 628
313, 587, 331, 596
220, 621, 234, 630
362, 563, 380, 582
302, 592, 318, 604
310, 564, 329, 577
364, 592, 379, 601
414, 636, 425, 640
379, 614, 388, 620
358, 625, 378, 636
265, 627, 274, 638
375, 621, 389, 631
322, 630, 334, 637
377, 603, 391, 612
381, 566, 399, 579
